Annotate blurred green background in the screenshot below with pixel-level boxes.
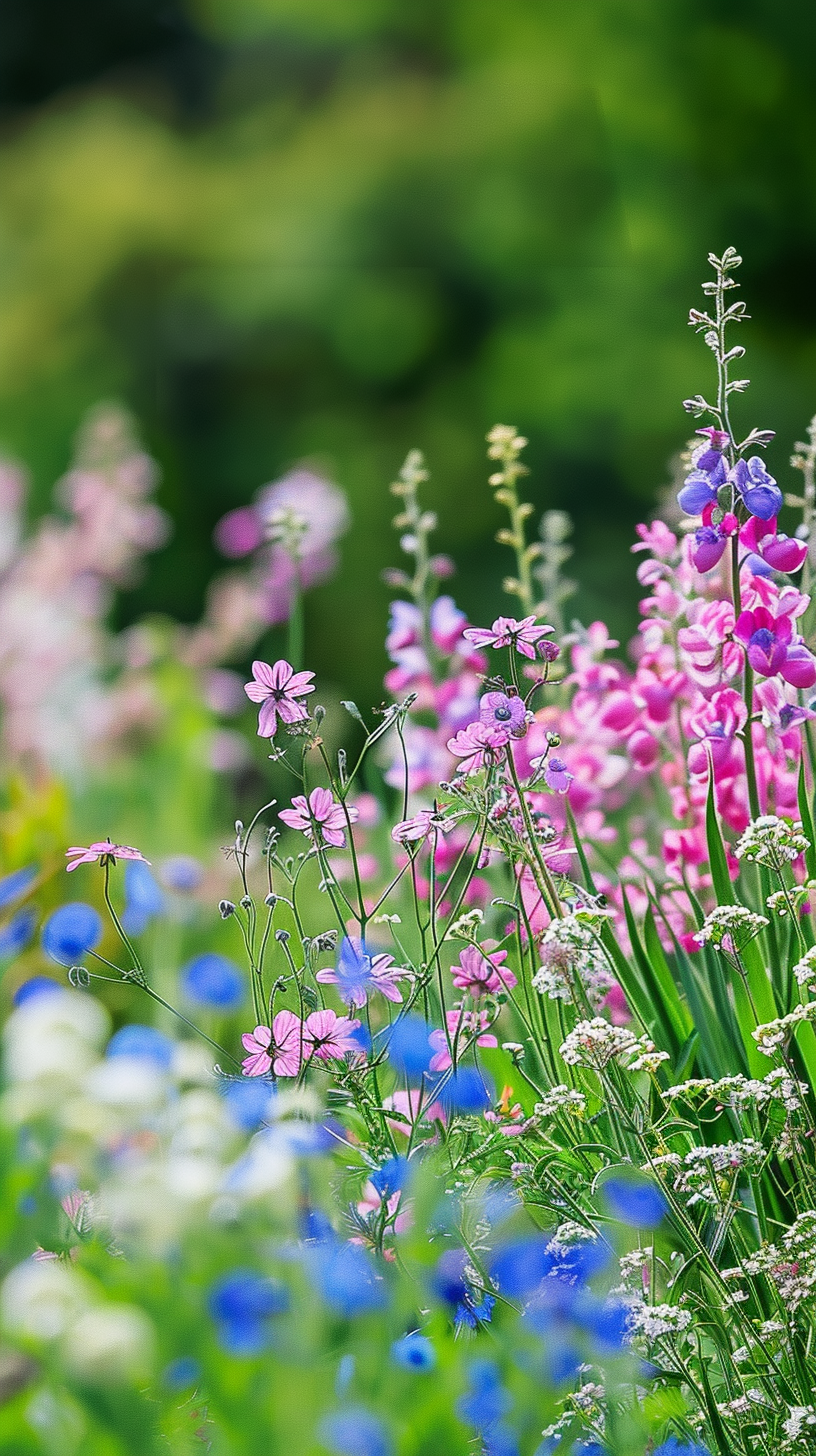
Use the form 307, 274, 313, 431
0, 0, 814, 712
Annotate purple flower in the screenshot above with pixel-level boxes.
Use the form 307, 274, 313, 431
244, 659, 315, 737
734, 607, 816, 687
464, 615, 555, 659
447, 720, 506, 773
479, 692, 527, 743
318, 1406, 391, 1456
317, 937, 409, 1007
730, 456, 783, 521
542, 756, 573, 793
603, 1176, 667, 1228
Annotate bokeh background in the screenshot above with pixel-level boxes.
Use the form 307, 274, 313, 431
1, 0, 814, 716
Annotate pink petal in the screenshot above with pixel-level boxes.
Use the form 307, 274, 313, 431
257, 699, 280, 737
276, 698, 309, 724
285, 671, 316, 698
242, 1050, 272, 1077
320, 826, 346, 847
245, 680, 271, 703
250, 660, 279, 690
268, 659, 294, 691
308, 786, 334, 821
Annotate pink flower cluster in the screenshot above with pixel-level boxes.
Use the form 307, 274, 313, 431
241, 1007, 361, 1077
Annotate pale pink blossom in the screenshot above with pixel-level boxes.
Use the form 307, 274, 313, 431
66, 840, 149, 872
245, 658, 315, 736
463, 614, 554, 659
451, 943, 516, 997
279, 786, 357, 847
302, 1008, 362, 1061
241, 1010, 305, 1078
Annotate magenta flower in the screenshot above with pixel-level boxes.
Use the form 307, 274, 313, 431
478, 691, 528, 743
734, 607, 816, 687
392, 809, 436, 843
302, 1008, 362, 1061
244, 659, 315, 737
447, 720, 506, 773
66, 841, 150, 872
451, 943, 517, 997
463, 615, 555, 659
740, 516, 809, 577
279, 786, 358, 847
241, 1010, 305, 1078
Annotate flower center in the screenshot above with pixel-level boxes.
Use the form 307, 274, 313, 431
493, 704, 512, 721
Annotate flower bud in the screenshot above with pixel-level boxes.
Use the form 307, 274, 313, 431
219, 900, 235, 919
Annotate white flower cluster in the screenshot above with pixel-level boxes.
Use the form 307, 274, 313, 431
793, 946, 816, 990
0, 1260, 154, 1384
741, 1211, 816, 1312
629, 1302, 692, 1341
534, 913, 615, 1009
651, 1139, 765, 1206
766, 884, 816, 919
783, 1406, 816, 1444
735, 815, 810, 867
694, 904, 768, 950
667, 1070, 806, 1113
534, 1085, 588, 1118
559, 1018, 669, 1073
753, 1001, 816, 1055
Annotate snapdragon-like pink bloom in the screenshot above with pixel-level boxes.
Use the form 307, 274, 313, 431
241, 1010, 304, 1078
451, 943, 516, 997
740, 516, 809, 577
279, 786, 358, 847
429, 1009, 497, 1071
66, 840, 149, 871
244, 658, 315, 736
392, 809, 437, 843
302, 1008, 362, 1061
734, 607, 816, 687
464, 614, 554, 659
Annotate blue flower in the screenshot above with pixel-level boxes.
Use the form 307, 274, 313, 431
603, 1175, 667, 1229
676, 452, 726, 516
12, 976, 62, 1006
121, 861, 164, 936
181, 952, 245, 1010
730, 456, 783, 521
163, 1356, 201, 1389
457, 1359, 511, 1432
369, 1156, 409, 1199
391, 1331, 436, 1371
484, 1427, 521, 1456
382, 1015, 433, 1081
0, 907, 37, 958
41, 903, 102, 965
489, 1237, 554, 1299
305, 1241, 386, 1317
335, 1353, 355, 1395
573, 1294, 631, 1354
456, 1292, 495, 1329
432, 1065, 493, 1114
332, 937, 376, 1006
430, 1247, 469, 1306
0, 865, 37, 909
220, 1078, 275, 1130
318, 1406, 391, 1456
106, 1024, 174, 1069
207, 1269, 288, 1356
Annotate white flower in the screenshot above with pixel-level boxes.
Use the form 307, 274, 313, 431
1, 1261, 91, 1341
694, 904, 768, 951
630, 1303, 691, 1340
534, 1085, 587, 1118
735, 815, 810, 867
63, 1305, 155, 1384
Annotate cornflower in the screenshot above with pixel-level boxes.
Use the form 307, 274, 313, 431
279, 787, 357, 848
244, 658, 315, 736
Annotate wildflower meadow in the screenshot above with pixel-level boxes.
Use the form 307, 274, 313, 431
3, 248, 816, 1456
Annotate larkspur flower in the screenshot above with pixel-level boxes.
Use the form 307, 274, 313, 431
451, 943, 517, 997
279, 786, 357, 847
66, 840, 149, 872
479, 691, 528, 742
244, 658, 315, 737
733, 606, 816, 687
241, 1010, 304, 1078
464, 614, 554, 658
302, 1008, 362, 1061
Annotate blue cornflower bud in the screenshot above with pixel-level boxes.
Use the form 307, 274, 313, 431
391, 1331, 436, 1371
181, 952, 244, 1009
41, 902, 102, 965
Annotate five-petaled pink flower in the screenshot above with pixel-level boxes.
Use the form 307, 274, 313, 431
302, 1008, 361, 1061
66, 840, 150, 872
463, 615, 555, 659
241, 1009, 305, 1078
451, 943, 517, 998
447, 720, 506, 773
244, 659, 316, 737
429, 1009, 497, 1071
279, 786, 358, 847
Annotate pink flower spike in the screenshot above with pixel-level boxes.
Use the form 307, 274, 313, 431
463, 614, 554, 659
279, 786, 358, 847
302, 1008, 361, 1061
66, 841, 150, 872
244, 659, 315, 738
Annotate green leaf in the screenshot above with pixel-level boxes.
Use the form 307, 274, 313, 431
797, 755, 816, 881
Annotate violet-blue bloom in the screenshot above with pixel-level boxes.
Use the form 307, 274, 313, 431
369, 1155, 409, 1198
677, 469, 721, 517
431, 1065, 493, 1114
41, 902, 102, 966
479, 691, 527, 743
0, 906, 37, 958
730, 456, 783, 520
121, 860, 164, 936
220, 1078, 276, 1130
305, 1240, 385, 1317
391, 1331, 436, 1371
181, 952, 245, 1009
207, 1269, 288, 1356
106, 1024, 174, 1069
12, 976, 62, 1006
603, 1175, 667, 1228
0, 865, 37, 909
383, 1014, 434, 1081
488, 1237, 554, 1299
653, 1441, 712, 1456
162, 1356, 201, 1389
456, 1358, 512, 1432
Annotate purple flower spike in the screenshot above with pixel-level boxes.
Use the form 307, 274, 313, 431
730, 457, 783, 521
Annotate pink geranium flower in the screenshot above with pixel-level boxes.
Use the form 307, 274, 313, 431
451, 943, 516, 997
463, 614, 554, 659
66, 840, 149, 871
302, 1008, 362, 1061
447, 720, 506, 773
279, 786, 358, 847
241, 1009, 305, 1078
244, 658, 315, 737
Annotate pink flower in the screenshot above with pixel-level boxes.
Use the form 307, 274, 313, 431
447, 720, 506, 773
734, 607, 816, 687
383, 1088, 446, 1133
429, 1009, 497, 1072
741, 516, 809, 576
451, 943, 517, 997
302, 1008, 362, 1061
464, 614, 554, 659
66, 840, 149, 871
279, 786, 358, 847
479, 691, 528, 743
241, 1010, 305, 1078
392, 809, 437, 843
244, 658, 315, 737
